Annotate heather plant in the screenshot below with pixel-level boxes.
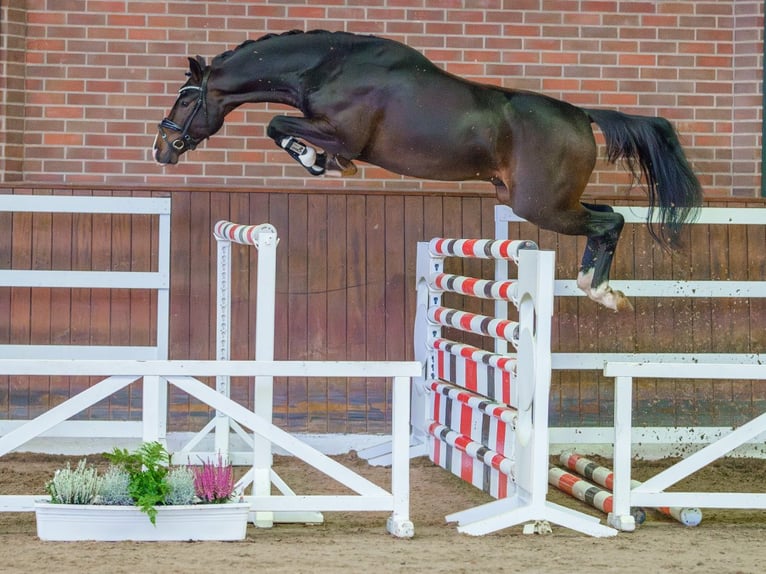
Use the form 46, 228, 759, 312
193, 454, 236, 503
46, 459, 101, 505
164, 466, 196, 506
46, 443, 237, 528
96, 466, 133, 506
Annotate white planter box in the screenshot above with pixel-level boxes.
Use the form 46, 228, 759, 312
34, 501, 251, 541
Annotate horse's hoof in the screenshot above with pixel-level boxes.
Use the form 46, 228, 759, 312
597, 289, 633, 313
576, 272, 633, 312
613, 292, 634, 313
326, 155, 358, 177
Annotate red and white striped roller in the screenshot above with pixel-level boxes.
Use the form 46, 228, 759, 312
559, 452, 700, 526
428, 237, 537, 263
430, 381, 516, 423
431, 338, 516, 374
427, 306, 519, 342
560, 451, 614, 490
431, 338, 515, 404
214, 220, 277, 246
428, 420, 515, 498
429, 380, 515, 457
548, 467, 615, 514
431, 273, 518, 302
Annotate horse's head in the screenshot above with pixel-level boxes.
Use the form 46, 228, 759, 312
153, 56, 224, 165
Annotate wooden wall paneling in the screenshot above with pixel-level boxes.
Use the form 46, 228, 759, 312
167, 191, 191, 429
3, 186, 766, 431
669, 211, 695, 425
286, 193, 309, 431
325, 194, 349, 433
365, 195, 388, 433
127, 192, 151, 420
108, 191, 132, 421
596, 213, 641, 424
306, 193, 329, 433
186, 192, 213, 426
725, 201, 754, 424
29, 194, 52, 418
537, 212, 566, 424
188, 192, 213, 363
345, 194, 367, 433
746, 200, 766, 416
382, 195, 409, 429
723, 203, 751, 351
707, 201, 733, 426
227, 192, 254, 426
178, 191, 214, 432
68, 194, 92, 418
687, 209, 714, 425
403, 195, 425, 364
10, 205, 32, 418
126, 198, 149, 421
0, 194, 10, 417
268, 192, 290, 427
49, 190, 74, 413
638, 216, 674, 424
548, 227, 580, 425
88, 198, 113, 421
573, 230, 600, 425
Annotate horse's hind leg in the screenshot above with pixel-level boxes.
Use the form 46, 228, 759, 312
576, 204, 631, 312
512, 198, 630, 312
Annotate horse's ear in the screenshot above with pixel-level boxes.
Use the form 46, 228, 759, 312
188, 56, 205, 81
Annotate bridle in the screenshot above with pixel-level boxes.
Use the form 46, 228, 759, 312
157, 68, 212, 152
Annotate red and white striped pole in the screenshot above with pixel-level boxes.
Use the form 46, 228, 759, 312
560, 452, 701, 527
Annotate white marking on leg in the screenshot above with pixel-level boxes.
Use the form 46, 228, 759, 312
281, 137, 318, 168
576, 270, 632, 312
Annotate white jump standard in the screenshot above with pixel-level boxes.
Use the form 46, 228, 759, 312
415, 237, 616, 537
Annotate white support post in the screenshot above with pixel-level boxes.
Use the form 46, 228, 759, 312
251, 227, 277, 528
387, 375, 415, 537
142, 375, 166, 445
608, 375, 636, 531
214, 236, 232, 456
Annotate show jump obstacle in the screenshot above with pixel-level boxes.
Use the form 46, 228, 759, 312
171, 220, 321, 527
495, 204, 766, 531
412, 237, 616, 537
0, 196, 418, 538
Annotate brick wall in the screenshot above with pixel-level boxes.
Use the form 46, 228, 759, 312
2, 0, 763, 197
0, 0, 27, 180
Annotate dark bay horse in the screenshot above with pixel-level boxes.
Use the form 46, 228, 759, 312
154, 30, 703, 312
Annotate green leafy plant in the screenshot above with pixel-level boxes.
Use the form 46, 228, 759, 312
104, 441, 171, 524
46, 459, 101, 504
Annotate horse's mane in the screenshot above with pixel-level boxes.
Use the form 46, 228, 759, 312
212, 30, 339, 66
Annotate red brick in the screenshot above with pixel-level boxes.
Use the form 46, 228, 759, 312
0, 0, 757, 196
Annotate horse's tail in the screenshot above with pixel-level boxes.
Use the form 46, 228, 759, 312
585, 108, 703, 250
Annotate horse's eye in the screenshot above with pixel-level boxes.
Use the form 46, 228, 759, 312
180, 100, 190, 108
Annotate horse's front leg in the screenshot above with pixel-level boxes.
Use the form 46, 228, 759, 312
267, 116, 357, 177
576, 204, 632, 312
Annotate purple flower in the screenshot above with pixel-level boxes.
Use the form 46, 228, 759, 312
193, 454, 235, 503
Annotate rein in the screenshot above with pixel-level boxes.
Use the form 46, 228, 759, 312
157, 68, 212, 152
